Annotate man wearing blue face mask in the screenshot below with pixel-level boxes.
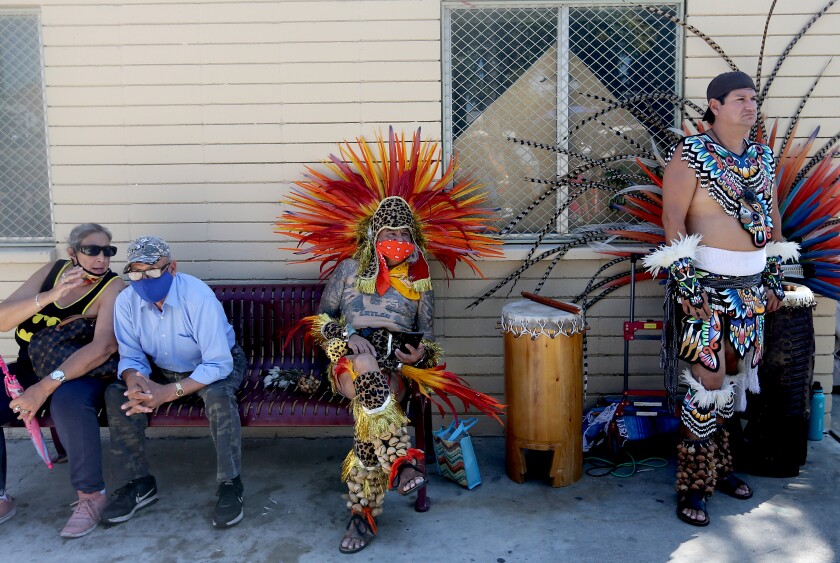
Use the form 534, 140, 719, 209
101, 236, 246, 529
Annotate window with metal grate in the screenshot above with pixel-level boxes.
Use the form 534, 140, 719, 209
0, 11, 52, 243
443, 2, 682, 238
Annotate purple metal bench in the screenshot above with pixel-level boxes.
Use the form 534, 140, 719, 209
40, 283, 432, 511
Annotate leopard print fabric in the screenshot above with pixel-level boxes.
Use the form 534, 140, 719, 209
353, 370, 391, 410
325, 338, 350, 363
354, 438, 379, 467
366, 330, 399, 371
322, 321, 344, 340
370, 196, 417, 236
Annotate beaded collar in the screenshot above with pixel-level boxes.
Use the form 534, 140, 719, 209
669, 133, 776, 248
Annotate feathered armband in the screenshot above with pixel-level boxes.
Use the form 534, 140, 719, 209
641, 233, 705, 307
763, 240, 801, 300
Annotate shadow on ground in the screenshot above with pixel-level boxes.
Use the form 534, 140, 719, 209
2, 432, 839, 562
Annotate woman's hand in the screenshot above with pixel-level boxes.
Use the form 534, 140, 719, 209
346, 333, 377, 357
46, 266, 86, 304
395, 342, 425, 365
9, 380, 52, 424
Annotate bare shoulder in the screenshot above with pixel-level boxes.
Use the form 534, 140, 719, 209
86, 276, 125, 316
101, 276, 127, 299
663, 143, 697, 189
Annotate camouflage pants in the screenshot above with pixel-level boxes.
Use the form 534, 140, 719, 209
105, 345, 247, 483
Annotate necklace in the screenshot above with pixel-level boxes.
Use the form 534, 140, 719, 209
705, 129, 747, 155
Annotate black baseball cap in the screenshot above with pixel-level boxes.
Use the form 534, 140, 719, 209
702, 71, 757, 123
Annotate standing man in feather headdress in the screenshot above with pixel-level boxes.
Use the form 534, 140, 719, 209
643, 71, 799, 527
278, 129, 503, 553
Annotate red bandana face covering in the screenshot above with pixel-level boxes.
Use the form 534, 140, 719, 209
376, 240, 415, 263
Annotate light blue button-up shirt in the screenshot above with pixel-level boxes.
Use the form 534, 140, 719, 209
114, 272, 236, 385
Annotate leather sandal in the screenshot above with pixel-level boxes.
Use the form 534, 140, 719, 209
677, 492, 710, 527
391, 459, 427, 496
339, 512, 376, 554
716, 474, 753, 499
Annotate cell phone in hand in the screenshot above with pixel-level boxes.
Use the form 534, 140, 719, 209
398, 331, 424, 354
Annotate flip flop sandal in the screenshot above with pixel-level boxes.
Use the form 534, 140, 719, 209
391, 460, 427, 496
716, 474, 753, 499
339, 513, 375, 554
677, 492, 710, 527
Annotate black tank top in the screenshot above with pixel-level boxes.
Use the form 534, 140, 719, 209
14, 260, 120, 360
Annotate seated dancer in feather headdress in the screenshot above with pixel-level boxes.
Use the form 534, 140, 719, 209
643, 71, 800, 527
278, 129, 503, 554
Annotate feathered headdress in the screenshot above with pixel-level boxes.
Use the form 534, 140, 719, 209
277, 127, 502, 291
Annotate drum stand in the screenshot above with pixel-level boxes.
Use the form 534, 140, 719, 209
610, 254, 672, 451
622, 254, 662, 392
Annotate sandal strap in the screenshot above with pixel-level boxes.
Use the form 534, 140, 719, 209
348, 509, 377, 537
677, 491, 710, 526
679, 491, 707, 511
716, 474, 752, 498
388, 448, 424, 489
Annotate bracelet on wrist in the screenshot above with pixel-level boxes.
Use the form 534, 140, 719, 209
342, 324, 357, 342
34, 293, 43, 309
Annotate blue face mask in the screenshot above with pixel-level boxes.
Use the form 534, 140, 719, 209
131, 272, 174, 303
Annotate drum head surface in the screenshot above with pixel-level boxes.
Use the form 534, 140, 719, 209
782, 283, 815, 308
501, 300, 585, 338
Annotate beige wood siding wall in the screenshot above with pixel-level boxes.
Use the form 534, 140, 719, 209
1, 0, 838, 434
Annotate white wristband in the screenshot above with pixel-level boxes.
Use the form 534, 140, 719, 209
34, 293, 43, 309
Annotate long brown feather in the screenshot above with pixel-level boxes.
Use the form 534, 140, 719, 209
755, 0, 778, 93
499, 143, 653, 234
567, 92, 696, 142
798, 132, 840, 183
642, 5, 739, 71
777, 61, 831, 159
596, 120, 657, 160
750, 0, 778, 140
468, 230, 614, 309
520, 177, 624, 261
758, 0, 838, 109
574, 256, 631, 302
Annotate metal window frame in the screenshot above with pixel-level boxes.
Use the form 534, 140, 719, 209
0, 8, 54, 245
441, 0, 684, 242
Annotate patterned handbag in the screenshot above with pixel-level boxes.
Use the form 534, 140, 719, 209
433, 417, 481, 489
27, 314, 119, 379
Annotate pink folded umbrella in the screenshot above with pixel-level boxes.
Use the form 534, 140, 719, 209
1, 354, 53, 469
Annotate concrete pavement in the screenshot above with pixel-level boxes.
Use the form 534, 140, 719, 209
2, 428, 839, 562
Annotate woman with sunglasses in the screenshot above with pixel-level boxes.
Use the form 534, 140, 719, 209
0, 223, 124, 538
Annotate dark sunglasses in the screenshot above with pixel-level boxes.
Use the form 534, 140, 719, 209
76, 244, 118, 257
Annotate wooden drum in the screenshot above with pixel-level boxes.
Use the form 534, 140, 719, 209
501, 300, 585, 487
